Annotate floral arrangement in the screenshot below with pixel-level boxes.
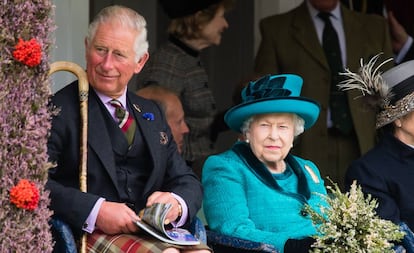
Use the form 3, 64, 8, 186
304, 180, 404, 253
9, 179, 40, 211
0, 1, 55, 252
13, 38, 43, 67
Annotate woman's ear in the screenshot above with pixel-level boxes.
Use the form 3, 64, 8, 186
245, 132, 250, 142
395, 118, 402, 128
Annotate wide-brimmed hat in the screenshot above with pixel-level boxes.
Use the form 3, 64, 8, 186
159, 0, 221, 19
377, 60, 414, 127
339, 55, 414, 128
224, 74, 320, 132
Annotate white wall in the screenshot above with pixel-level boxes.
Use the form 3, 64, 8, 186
50, 0, 89, 93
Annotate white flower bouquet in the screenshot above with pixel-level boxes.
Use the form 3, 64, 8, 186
304, 180, 405, 253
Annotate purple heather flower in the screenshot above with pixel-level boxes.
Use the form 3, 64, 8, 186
0, 1, 55, 252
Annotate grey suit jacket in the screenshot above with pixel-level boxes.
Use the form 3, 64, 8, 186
254, 2, 393, 178
46, 81, 202, 234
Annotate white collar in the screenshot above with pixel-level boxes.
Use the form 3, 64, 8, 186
307, 0, 342, 21
95, 88, 128, 108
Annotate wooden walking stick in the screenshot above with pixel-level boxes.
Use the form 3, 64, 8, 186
49, 61, 88, 253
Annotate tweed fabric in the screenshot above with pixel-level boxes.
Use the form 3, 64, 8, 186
254, 1, 393, 191
47, 82, 203, 237
202, 142, 328, 252
136, 38, 216, 162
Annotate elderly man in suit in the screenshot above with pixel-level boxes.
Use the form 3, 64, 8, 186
46, 5, 210, 253
254, 0, 394, 190
137, 85, 190, 155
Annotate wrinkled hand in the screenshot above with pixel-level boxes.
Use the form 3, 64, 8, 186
146, 191, 182, 224
96, 201, 140, 235
388, 11, 409, 53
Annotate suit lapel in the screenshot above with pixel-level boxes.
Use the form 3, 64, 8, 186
342, 6, 366, 71
88, 90, 120, 191
341, 5, 375, 103
127, 93, 161, 196
292, 3, 329, 70
86, 90, 170, 198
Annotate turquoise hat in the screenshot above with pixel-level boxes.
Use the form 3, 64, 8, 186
225, 74, 320, 132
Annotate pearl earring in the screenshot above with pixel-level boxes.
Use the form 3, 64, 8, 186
245, 139, 249, 143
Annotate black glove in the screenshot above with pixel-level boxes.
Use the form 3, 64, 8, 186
284, 237, 316, 253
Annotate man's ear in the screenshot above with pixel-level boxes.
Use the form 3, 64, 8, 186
134, 52, 149, 74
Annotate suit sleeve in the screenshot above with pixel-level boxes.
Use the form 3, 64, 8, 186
401, 41, 414, 62
46, 84, 101, 234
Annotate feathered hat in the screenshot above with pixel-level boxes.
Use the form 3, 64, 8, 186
339, 54, 414, 128
225, 74, 320, 132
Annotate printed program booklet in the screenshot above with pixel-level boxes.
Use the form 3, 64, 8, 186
135, 202, 200, 245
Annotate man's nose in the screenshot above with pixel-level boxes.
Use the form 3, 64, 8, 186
101, 53, 114, 69
182, 122, 189, 134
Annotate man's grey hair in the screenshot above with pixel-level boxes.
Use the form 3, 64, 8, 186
86, 5, 149, 62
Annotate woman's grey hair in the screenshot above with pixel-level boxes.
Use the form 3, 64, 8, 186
86, 5, 149, 62
241, 114, 305, 137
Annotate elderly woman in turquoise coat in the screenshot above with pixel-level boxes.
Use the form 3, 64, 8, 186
202, 74, 328, 253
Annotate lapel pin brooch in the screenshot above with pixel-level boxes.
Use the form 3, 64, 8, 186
160, 132, 168, 145
133, 104, 142, 113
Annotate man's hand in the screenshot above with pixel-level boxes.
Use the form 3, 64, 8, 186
388, 11, 409, 53
96, 201, 140, 235
146, 191, 182, 224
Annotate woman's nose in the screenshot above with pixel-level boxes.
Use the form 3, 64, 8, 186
268, 127, 279, 139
